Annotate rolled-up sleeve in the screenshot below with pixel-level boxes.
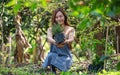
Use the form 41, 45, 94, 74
47, 28, 56, 44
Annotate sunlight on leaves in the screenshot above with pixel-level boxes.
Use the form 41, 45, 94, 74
30, 2, 38, 11
41, 0, 47, 7
78, 18, 90, 30
13, 3, 21, 15
24, 1, 31, 7
71, 11, 79, 16
5, 0, 17, 7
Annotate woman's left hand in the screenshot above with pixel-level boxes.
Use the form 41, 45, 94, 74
63, 40, 69, 44
57, 40, 69, 47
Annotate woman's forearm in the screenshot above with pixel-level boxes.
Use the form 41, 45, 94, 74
47, 37, 56, 45
67, 28, 75, 43
67, 38, 74, 43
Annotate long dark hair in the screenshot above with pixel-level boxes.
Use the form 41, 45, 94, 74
51, 8, 69, 26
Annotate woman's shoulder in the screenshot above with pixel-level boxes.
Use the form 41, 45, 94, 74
66, 26, 75, 31
64, 26, 75, 35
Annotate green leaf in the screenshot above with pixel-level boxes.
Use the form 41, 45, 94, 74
117, 62, 120, 70
13, 3, 21, 15
52, 23, 64, 35
60, 72, 71, 75
5, 0, 17, 7
71, 11, 79, 16
100, 17, 106, 26
99, 55, 110, 62
90, 9, 103, 17
107, 10, 115, 17
73, 0, 80, 2
24, 1, 31, 7
41, 0, 47, 7
115, 6, 120, 15
68, 1, 76, 10
78, 18, 90, 30
30, 2, 37, 11
80, 6, 90, 15
95, 9, 103, 15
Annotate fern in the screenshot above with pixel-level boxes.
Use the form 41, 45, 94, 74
52, 23, 64, 35
52, 23, 65, 44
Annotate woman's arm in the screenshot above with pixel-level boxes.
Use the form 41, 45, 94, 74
47, 28, 56, 45
64, 27, 75, 44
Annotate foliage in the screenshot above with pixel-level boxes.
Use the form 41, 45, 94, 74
0, 64, 82, 75
52, 23, 64, 44
0, 0, 120, 74
99, 55, 110, 62
98, 70, 120, 75
0, 65, 33, 75
1, 64, 120, 75
52, 23, 64, 35
116, 61, 120, 71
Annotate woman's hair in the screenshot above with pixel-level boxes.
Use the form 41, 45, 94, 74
51, 8, 69, 26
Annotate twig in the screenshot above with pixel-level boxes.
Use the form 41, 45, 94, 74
104, 22, 109, 69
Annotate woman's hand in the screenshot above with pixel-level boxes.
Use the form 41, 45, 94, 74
63, 40, 69, 44
56, 40, 69, 48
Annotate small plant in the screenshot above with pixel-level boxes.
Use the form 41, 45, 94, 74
52, 23, 65, 44
88, 56, 106, 72
52, 23, 64, 35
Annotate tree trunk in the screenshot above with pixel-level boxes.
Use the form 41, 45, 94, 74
14, 27, 31, 64
94, 21, 105, 57
115, 26, 120, 53
94, 31, 105, 57
14, 15, 31, 64
5, 35, 11, 65
14, 34, 24, 63
0, 17, 3, 64
33, 36, 45, 64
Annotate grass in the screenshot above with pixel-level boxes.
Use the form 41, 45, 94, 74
0, 60, 120, 75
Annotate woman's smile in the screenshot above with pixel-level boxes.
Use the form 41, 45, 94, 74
55, 11, 65, 25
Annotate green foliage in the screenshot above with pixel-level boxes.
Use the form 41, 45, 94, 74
98, 70, 120, 75
60, 72, 80, 75
13, 3, 22, 14
5, 0, 17, 7
78, 18, 90, 30
0, 0, 120, 74
99, 55, 110, 62
52, 23, 64, 35
0, 65, 34, 75
116, 62, 120, 70
5, 0, 47, 15
0, 65, 83, 75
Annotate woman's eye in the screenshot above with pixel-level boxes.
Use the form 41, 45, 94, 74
60, 15, 62, 17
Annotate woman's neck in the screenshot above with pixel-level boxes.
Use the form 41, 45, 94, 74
63, 25, 68, 32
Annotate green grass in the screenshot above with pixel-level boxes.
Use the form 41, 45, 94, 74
0, 64, 120, 75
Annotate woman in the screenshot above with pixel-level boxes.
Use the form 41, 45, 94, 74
42, 8, 75, 74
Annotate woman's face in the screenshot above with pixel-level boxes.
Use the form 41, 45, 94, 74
55, 11, 65, 25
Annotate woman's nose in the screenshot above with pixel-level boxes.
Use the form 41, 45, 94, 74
58, 17, 61, 20
57, 18, 60, 21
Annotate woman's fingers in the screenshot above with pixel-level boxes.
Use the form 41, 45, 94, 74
63, 40, 69, 44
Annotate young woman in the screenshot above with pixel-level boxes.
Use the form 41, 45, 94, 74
42, 8, 75, 74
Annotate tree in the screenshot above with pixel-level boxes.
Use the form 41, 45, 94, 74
14, 14, 31, 64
